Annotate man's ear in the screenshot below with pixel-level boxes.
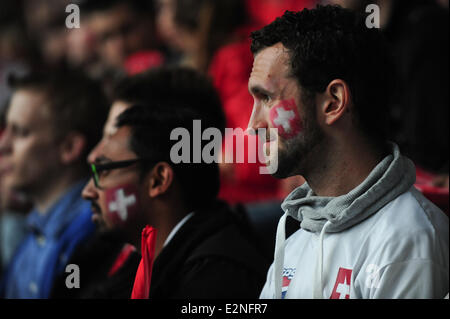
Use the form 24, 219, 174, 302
147, 162, 174, 198
319, 79, 352, 126
59, 132, 87, 165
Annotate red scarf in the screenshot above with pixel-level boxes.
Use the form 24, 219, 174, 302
131, 226, 157, 299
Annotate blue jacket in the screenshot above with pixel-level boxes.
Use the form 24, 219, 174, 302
0, 180, 95, 298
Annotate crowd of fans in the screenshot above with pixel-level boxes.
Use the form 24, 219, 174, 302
0, 0, 448, 299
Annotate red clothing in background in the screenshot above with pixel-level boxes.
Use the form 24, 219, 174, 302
247, 0, 316, 28
123, 50, 165, 76
209, 27, 280, 204
415, 166, 449, 215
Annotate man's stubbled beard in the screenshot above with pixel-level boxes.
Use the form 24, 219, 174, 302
272, 92, 325, 179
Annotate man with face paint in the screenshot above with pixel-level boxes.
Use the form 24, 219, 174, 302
82, 67, 270, 299
248, 6, 448, 299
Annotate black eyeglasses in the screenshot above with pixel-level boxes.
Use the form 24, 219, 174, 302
90, 158, 155, 189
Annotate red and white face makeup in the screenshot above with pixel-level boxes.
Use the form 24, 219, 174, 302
104, 183, 140, 227
269, 99, 303, 140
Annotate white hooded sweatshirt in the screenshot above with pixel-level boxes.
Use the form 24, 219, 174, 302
260, 144, 449, 299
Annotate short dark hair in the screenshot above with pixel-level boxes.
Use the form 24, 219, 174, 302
8, 69, 109, 164
250, 5, 393, 146
115, 67, 225, 211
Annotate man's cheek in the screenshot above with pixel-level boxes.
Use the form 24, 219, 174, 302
104, 184, 140, 227
269, 99, 303, 140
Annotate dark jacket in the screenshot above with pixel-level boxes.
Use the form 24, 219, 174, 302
50, 230, 140, 299
149, 201, 270, 299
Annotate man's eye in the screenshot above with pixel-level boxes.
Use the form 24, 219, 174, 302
11, 126, 30, 137
260, 94, 271, 103
98, 170, 110, 179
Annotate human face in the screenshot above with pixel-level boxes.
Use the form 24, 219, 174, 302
90, 5, 142, 68
85, 100, 133, 231
0, 89, 62, 195
66, 16, 97, 67
247, 43, 324, 178
156, 0, 178, 48
87, 100, 131, 166
82, 122, 145, 234
156, 0, 200, 54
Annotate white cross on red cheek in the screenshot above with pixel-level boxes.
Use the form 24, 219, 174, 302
269, 99, 302, 139
107, 188, 137, 221
273, 108, 295, 133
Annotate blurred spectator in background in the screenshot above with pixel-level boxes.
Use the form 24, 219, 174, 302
0, 70, 108, 298
0, 172, 32, 275
64, 5, 99, 74
20, 0, 73, 68
0, 40, 29, 268
81, 0, 164, 80
156, 0, 283, 204
0, 2, 32, 275
0, 26, 30, 113
0, 1, 32, 115
82, 67, 269, 298
4, 0, 164, 96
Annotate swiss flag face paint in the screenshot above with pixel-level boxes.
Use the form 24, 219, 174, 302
105, 184, 140, 226
269, 99, 303, 139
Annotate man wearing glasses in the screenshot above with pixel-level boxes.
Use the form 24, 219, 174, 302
82, 67, 270, 298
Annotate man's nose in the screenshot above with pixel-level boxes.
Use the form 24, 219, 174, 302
87, 140, 103, 164
247, 104, 268, 136
82, 178, 98, 201
0, 129, 12, 156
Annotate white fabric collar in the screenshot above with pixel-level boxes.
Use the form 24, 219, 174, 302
163, 212, 195, 247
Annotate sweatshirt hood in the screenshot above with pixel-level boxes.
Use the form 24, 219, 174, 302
273, 143, 416, 299
282, 143, 416, 233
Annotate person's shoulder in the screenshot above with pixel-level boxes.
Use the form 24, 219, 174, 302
59, 194, 95, 241
167, 206, 270, 298
62, 180, 93, 218
377, 187, 448, 234
359, 187, 448, 262
70, 197, 94, 226
186, 206, 271, 276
